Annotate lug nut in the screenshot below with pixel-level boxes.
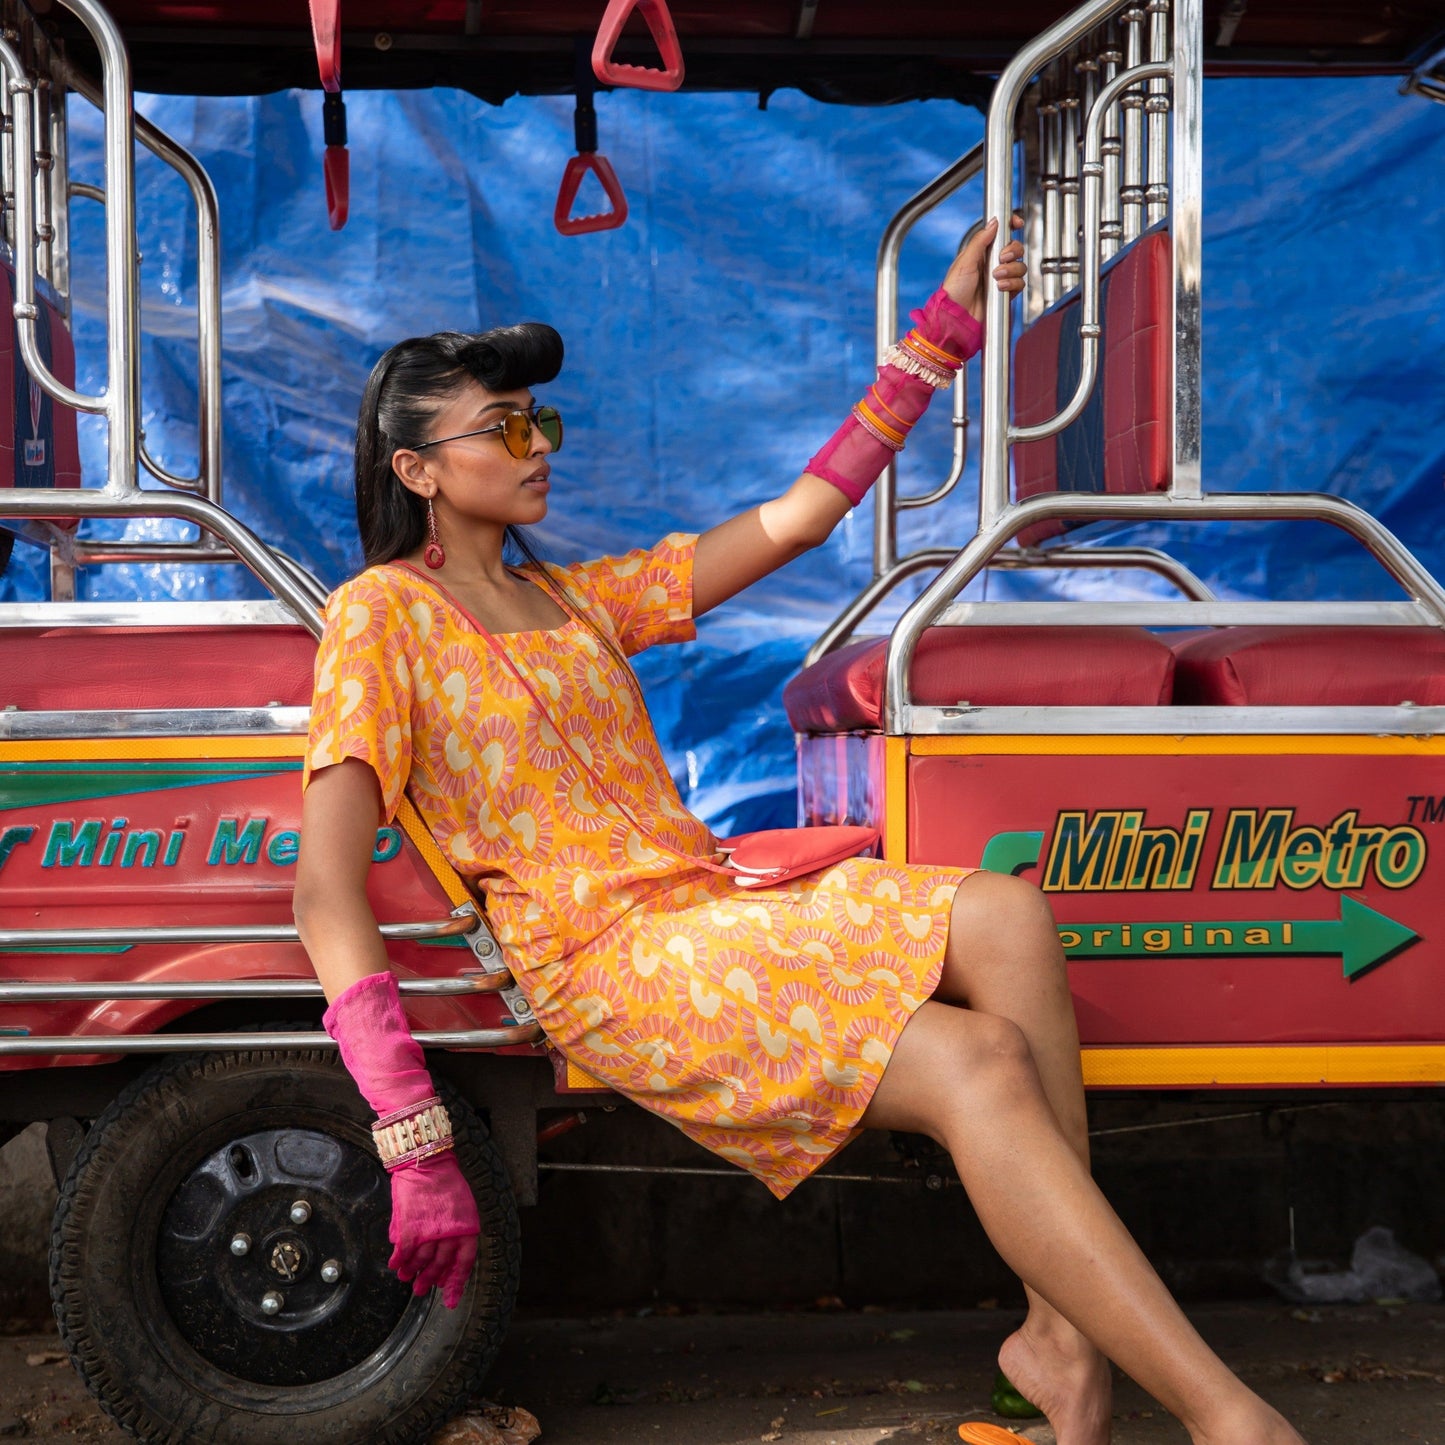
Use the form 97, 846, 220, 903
230, 1233, 251, 1256
260, 1291, 283, 1316
289, 1200, 312, 1225
320, 1259, 342, 1284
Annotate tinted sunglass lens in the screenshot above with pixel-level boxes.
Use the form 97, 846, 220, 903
501, 412, 533, 459
537, 406, 563, 452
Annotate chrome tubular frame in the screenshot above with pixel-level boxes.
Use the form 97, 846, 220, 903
872, 142, 983, 577
870, 0, 1445, 736
0, 0, 298, 598
1057, 56, 1081, 285
0, 488, 326, 631
0, 973, 511, 1002
0, 914, 479, 952
0, 893, 545, 1053
0, 2, 138, 495
0, 1024, 544, 1056
57, 56, 225, 507
1119, 6, 1146, 242
1098, 25, 1124, 260
1039, 77, 1061, 305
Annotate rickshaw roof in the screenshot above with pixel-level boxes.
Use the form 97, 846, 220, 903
64, 1, 1445, 106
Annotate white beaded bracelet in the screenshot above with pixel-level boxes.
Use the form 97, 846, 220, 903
371, 1097, 455, 1170
881, 344, 956, 389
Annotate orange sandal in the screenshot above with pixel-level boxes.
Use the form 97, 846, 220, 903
958, 1426, 1026, 1445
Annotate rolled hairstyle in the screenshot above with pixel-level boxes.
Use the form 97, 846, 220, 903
354, 323, 564, 569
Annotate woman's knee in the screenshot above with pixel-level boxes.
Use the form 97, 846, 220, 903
952, 869, 1056, 935
868, 1003, 1037, 1135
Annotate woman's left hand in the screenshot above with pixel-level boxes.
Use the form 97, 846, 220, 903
942, 214, 1027, 321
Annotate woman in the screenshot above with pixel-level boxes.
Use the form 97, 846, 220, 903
293, 219, 1306, 1445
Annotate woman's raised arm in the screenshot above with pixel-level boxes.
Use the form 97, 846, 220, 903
692, 216, 1024, 618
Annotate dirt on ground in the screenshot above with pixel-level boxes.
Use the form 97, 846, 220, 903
0, 1301, 1441, 1443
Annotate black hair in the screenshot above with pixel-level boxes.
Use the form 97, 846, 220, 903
354, 322, 564, 569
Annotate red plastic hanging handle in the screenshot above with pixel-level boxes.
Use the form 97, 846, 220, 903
554, 152, 629, 235
592, 0, 685, 93
308, 0, 341, 92
323, 144, 350, 231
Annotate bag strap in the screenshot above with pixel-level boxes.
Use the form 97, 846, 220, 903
387, 560, 737, 881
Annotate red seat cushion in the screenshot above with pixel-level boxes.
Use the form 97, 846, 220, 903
0, 626, 318, 711
1171, 626, 1445, 706
1013, 227, 1173, 547
784, 626, 1175, 733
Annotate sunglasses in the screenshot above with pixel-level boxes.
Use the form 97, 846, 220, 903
413, 404, 564, 460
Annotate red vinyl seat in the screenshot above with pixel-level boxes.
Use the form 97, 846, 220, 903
0, 626, 318, 712
1171, 626, 1445, 706
784, 626, 1176, 733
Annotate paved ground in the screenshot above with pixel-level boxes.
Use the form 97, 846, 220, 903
1, 1301, 1442, 1442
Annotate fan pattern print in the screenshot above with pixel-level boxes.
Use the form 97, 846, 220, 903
307, 534, 968, 1197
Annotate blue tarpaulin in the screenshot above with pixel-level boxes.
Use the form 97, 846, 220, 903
6, 80, 1443, 831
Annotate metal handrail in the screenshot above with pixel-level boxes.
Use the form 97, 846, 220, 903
56, 54, 225, 506
0, 1023, 545, 1055
0, 490, 326, 635
985, 543, 1215, 599
979, 0, 1153, 528
0, 915, 478, 950
2, 0, 140, 495
1009, 61, 1171, 445
0, 974, 513, 1002
884, 490, 1445, 732
873, 144, 984, 575
804, 540, 1214, 666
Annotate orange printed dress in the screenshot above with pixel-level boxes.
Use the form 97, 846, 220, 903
305, 532, 969, 1198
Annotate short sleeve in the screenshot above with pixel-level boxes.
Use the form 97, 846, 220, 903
303, 573, 414, 821
547, 531, 697, 656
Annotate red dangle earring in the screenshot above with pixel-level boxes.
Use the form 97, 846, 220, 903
423, 496, 446, 570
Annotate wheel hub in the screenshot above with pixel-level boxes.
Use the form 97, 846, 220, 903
156, 1126, 414, 1386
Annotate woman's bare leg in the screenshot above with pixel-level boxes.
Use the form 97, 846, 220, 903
934, 872, 1110, 1444
861, 997, 1304, 1445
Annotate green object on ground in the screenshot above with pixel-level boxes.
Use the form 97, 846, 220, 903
991, 1369, 1043, 1420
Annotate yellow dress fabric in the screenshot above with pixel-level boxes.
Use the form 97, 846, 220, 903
305, 532, 968, 1198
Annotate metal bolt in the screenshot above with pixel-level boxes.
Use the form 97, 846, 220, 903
260, 1291, 283, 1315
230, 1233, 251, 1256
289, 1200, 312, 1225
320, 1259, 342, 1284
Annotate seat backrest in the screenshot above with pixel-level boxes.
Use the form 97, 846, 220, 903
1012, 226, 1173, 547
0, 625, 318, 712
1172, 626, 1445, 706
0, 263, 82, 524
784, 625, 1176, 733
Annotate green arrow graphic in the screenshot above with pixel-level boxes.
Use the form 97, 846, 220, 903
1058, 895, 1418, 981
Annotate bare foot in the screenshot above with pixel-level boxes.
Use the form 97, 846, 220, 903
998, 1317, 1112, 1445
1190, 1399, 1307, 1445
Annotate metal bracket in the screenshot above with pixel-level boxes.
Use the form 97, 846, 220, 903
452, 902, 535, 1027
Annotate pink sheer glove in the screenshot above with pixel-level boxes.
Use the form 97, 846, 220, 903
806, 288, 984, 505
323, 971, 480, 1309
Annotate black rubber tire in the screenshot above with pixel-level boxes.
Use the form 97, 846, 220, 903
50, 1046, 519, 1444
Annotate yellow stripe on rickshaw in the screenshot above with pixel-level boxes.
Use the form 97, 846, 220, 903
1081, 1044, 1445, 1087
910, 735, 1445, 757
0, 736, 306, 761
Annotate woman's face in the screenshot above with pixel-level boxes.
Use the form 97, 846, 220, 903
399, 380, 555, 530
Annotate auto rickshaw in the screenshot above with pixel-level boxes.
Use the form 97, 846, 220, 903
0, 0, 1441, 1439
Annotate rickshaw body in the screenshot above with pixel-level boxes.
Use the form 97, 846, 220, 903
0, 0, 1440, 1437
